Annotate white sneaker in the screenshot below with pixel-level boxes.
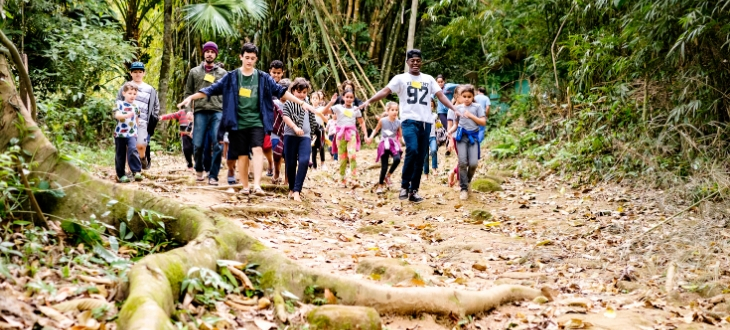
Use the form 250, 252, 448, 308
460, 190, 468, 200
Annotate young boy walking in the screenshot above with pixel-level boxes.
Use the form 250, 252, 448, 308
117, 62, 160, 170
177, 43, 316, 196
114, 82, 143, 183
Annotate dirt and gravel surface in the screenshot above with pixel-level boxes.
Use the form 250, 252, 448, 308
2, 145, 728, 330
113, 145, 730, 329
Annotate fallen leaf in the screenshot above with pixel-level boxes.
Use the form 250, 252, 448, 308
254, 319, 277, 330
604, 306, 616, 318
258, 297, 271, 309
484, 222, 501, 227
324, 288, 337, 304
535, 239, 553, 246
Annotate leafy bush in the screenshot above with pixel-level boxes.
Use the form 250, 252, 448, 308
38, 95, 116, 145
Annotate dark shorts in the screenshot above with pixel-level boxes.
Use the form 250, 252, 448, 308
229, 127, 265, 159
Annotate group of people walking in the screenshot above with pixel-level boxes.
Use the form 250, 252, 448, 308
113, 42, 490, 202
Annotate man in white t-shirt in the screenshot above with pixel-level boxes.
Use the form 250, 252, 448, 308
359, 49, 458, 203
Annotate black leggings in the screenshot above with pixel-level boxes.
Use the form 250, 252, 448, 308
311, 129, 326, 168
379, 151, 401, 184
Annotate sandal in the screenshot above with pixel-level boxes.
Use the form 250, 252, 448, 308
240, 188, 250, 195
253, 187, 266, 196
208, 178, 219, 186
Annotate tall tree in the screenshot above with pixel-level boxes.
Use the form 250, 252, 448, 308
405, 0, 417, 71
158, 0, 173, 115
112, 0, 163, 46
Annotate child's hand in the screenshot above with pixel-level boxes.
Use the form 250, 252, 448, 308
126, 112, 134, 119
331, 94, 338, 103
295, 128, 304, 136
366, 137, 373, 145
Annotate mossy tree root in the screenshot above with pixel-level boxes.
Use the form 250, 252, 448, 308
0, 54, 541, 330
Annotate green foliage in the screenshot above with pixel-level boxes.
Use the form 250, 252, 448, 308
39, 95, 117, 145
182, 0, 268, 37
41, 18, 135, 105
180, 261, 262, 307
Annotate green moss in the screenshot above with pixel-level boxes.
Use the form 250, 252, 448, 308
471, 178, 502, 192
259, 270, 280, 289
250, 240, 267, 252
470, 209, 493, 221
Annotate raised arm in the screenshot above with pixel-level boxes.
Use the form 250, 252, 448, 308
318, 94, 338, 116
358, 87, 392, 110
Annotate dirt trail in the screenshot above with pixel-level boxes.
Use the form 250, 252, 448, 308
98, 146, 730, 329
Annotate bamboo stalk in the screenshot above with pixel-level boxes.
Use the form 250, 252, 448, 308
311, 0, 342, 87
340, 37, 378, 94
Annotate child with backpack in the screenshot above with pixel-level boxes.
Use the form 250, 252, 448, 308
114, 82, 143, 183
366, 102, 403, 194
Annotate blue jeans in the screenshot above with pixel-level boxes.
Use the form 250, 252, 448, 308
283, 135, 311, 193
423, 136, 438, 174
115, 136, 141, 178
401, 120, 430, 192
193, 111, 222, 179
202, 127, 215, 171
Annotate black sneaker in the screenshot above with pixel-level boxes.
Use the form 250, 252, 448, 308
140, 157, 149, 169
409, 190, 424, 203
399, 188, 409, 200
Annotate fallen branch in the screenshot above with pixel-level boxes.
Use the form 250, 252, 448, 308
15, 156, 48, 228
0, 30, 37, 120
625, 190, 719, 249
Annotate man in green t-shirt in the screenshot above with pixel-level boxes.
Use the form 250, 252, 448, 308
178, 43, 315, 196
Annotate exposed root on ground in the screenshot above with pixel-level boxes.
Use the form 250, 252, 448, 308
0, 55, 542, 330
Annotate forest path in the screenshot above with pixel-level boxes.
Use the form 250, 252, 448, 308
96, 145, 729, 330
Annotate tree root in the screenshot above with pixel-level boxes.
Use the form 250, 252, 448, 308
209, 203, 302, 214
0, 54, 542, 330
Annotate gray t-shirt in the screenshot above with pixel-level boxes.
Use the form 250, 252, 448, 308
455, 103, 486, 131
380, 117, 400, 139
332, 104, 361, 127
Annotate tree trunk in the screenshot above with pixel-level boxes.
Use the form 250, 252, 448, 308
345, 0, 353, 25
0, 52, 541, 330
158, 0, 173, 115
125, 0, 140, 44
382, 2, 404, 84
406, 0, 418, 55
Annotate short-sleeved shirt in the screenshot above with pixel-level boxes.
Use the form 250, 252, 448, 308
475, 94, 491, 110
380, 117, 400, 139
114, 101, 139, 138
332, 104, 361, 127
386, 73, 441, 123
236, 70, 262, 129
455, 103, 486, 131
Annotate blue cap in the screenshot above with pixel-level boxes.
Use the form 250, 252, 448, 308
130, 61, 145, 71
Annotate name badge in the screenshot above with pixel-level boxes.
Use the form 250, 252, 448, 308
343, 109, 354, 118
239, 88, 252, 97
411, 81, 422, 89
204, 74, 215, 83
